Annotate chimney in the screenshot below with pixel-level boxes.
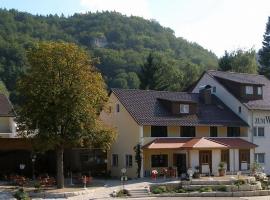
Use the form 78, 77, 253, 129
199, 85, 212, 104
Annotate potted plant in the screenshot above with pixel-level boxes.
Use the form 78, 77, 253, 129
251, 162, 261, 175
218, 162, 226, 176
193, 166, 200, 179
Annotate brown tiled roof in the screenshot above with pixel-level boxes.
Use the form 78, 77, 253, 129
208, 138, 258, 148
142, 137, 256, 149
0, 94, 15, 117
207, 70, 270, 110
112, 88, 248, 127
208, 70, 265, 85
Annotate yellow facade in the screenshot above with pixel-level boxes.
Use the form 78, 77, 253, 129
100, 93, 140, 178
100, 92, 250, 178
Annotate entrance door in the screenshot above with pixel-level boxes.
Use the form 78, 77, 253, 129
199, 150, 212, 173
173, 154, 187, 174
221, 149, 230, 171
239, 149, 250, 170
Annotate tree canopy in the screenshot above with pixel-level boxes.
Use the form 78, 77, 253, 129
0, 9, 218, 103
259, 16, 270, 78
17, 41, 116, 188
218, 49, 258, 74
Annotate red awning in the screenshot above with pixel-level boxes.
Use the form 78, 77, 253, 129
207, 138, 258, 149
142, 138, 190, 149
142, 137, 257, 150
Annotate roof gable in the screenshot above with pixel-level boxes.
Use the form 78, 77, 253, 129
206, 70, 270, 110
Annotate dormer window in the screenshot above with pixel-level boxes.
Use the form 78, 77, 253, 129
180, 104, 189, 114
257, 87, 262, 95
245, 86, 253, 95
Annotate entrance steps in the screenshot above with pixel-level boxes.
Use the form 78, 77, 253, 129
128, 188, 149, 197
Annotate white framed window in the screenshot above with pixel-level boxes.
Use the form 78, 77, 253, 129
258, 87, 262, 95
258, 127, 265, 137
255, 153, 265, 164
112, 154, 118, 167
245, 86, 253, 95
238, 106, 241, 114
253, 127, 264, 137
180, 104, 189, 114
125, 154, 132, 168
212, 86, 216, 93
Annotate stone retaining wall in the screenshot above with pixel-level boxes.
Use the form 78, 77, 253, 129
150, 190, 270, 197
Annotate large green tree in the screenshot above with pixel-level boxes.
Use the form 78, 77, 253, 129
259, 16, 270, 78
17, 42, 115, 188
139, 53, 159, 90
139, 53, 184, 91
219, 49, 258, 74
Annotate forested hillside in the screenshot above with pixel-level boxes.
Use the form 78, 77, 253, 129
0, 9, 218, 103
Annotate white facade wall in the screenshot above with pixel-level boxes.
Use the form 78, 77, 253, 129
190, 150, 199, 170
0, 117, 17, 138
252, 110, 270, 174
193, 72, 270, 173
212, 149, 221, 175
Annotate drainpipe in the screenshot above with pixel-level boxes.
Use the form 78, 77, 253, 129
139, 126, 144, 178
251, 110, 255, 167
251, 111, 254, 143
233, 149, 235, 172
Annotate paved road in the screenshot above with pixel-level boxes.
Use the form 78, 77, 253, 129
0, 190, 15, 200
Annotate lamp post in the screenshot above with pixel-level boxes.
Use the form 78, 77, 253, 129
121, 168, 127, 190
69, 171, 74, 186
19, 163, 26, 176
31, 154, 37, 180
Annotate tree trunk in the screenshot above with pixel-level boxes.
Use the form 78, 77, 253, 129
56, 147, 64, 188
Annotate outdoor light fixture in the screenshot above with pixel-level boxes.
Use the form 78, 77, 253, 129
19, 164, 26, 170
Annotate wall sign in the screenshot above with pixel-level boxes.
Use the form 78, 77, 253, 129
254, 116, 270, 124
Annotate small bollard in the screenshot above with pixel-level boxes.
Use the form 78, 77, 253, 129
83, 175, 87, 189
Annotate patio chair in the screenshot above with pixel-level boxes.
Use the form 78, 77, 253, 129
38, 175, 56, 187
201, 164, 210, 176
241, 162, 248, 171
79, 176, 92, 185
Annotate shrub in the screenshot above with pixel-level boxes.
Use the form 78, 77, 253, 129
165, 185, 175, 192
151, 186, 167, 194
116, 189, 130, 197
14, 188, 30, 200
234, 179, 246, 186
34, 181, 42, 193
261, 181, 269, 190
199, 187, 212, 193
176, 188, 187, 193
216, 185, 227, 192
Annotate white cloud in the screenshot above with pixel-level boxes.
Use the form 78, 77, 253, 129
155, 0, 270, 56
80, 0, 151, 19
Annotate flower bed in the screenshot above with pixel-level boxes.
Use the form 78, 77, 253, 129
149, 179, 263, 197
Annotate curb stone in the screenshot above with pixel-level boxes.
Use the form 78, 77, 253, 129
29, 188, 95, 199
146, 190, 270, 198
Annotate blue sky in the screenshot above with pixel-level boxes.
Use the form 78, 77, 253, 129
1, 0, 270, 57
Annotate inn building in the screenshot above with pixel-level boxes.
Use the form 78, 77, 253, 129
100, 70, 270, 178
